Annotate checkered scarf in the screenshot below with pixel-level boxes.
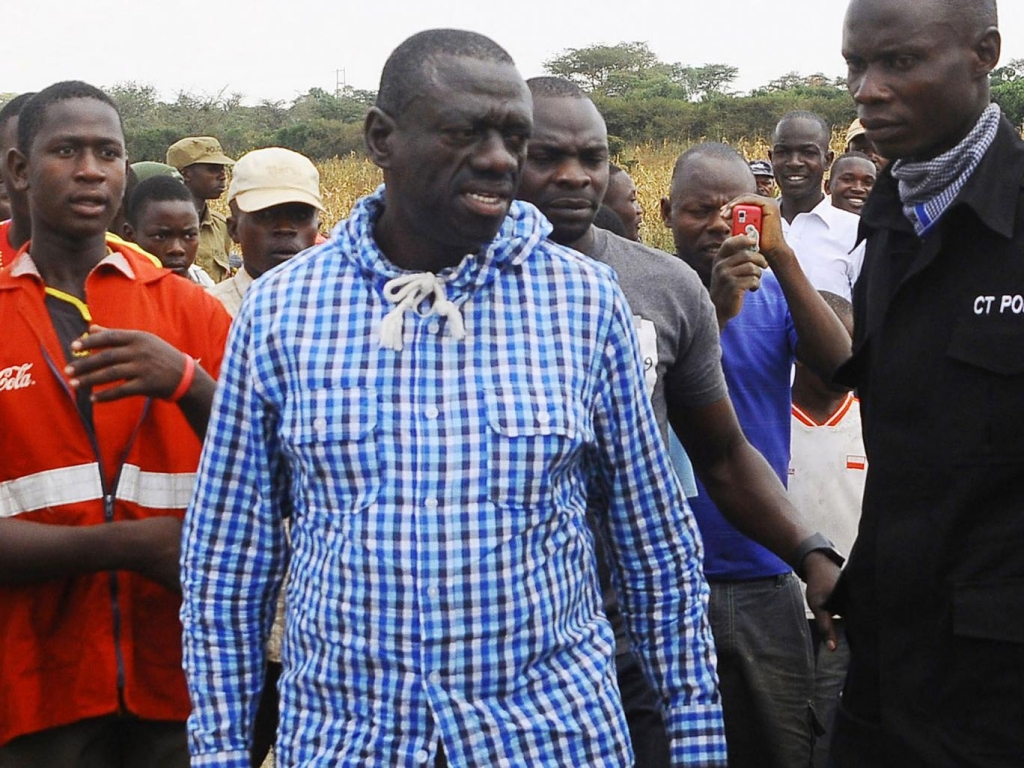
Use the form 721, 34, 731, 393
891, 103, 1001, 236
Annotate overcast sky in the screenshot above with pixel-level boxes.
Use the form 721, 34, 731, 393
5, 0, 1024, 104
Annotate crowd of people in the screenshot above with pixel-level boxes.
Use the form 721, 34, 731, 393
0, 0, 1020, 767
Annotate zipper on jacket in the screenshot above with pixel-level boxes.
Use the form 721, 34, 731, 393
43, 348, 129, 710
105, 493, 127, 703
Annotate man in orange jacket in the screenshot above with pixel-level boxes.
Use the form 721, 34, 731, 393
0, 92, 34, 267
0, 81, 231, 768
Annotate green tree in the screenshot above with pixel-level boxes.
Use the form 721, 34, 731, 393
544, 42, 737, 102
108, 82, 159, 124
686, 64, 740, 100
544, 42, 662, 95
991, 58, 1024, 86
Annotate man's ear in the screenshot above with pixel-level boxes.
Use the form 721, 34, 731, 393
226, 214, 240, 244
825, 149, 836, 172
660, 196, 672, 228
364, 107, 398, 169
974, 27, 1002, 77
7, 147, 28, 193
825, 176, 833, 195
123, 222, 136, 242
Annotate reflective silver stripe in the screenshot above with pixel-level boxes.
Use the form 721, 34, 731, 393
0, 463, 196, 518
115, 465, 196, 509
0, 463, 104, 518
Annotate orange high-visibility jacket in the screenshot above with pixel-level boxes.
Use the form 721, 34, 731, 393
0, 241, 232, 745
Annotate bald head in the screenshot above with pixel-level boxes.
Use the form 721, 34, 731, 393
662, 144, 755, 283
939, 0, 997, 38
847, 0, 997, 37
376, 29, 515, 118
670, 143, 751, 190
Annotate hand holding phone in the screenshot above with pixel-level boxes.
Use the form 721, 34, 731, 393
731, 204, 763, 250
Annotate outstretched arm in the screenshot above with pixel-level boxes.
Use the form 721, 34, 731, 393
721, 195, 853, 382
670, 395, 841, 650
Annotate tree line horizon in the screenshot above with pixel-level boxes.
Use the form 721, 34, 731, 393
4, 42, 1024, 162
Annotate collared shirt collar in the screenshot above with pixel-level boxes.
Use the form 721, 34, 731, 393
332, 185, 553, 299
233, 265, 254, 298
198, 203, 215, 228
808, 195, 847, 229
9, 248, 136, 281
785, 195, 844, 230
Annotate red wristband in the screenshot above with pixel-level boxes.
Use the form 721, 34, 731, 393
168, 354, 196, 403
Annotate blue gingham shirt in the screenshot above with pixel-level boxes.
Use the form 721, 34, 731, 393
180, 188, 726, 767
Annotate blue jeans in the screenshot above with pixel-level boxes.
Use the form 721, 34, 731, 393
709, 573, 816, 768
810, 619, 850, 768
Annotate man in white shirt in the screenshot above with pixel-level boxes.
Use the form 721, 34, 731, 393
771, 111, 863, 302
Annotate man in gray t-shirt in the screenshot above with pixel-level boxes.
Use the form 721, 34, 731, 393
587, 226, 726, 664
519, 76, 841, 768
589, 226, 727, 443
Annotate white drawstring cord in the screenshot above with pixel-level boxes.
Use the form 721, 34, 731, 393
379, 272, 467, 351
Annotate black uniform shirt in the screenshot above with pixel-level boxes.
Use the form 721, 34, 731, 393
831, 116, 1024, 766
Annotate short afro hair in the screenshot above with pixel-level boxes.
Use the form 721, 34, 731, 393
376, 29, 515, 117
127, 175, 194, 228
773, 110, 832, 150
830, 150, 876, 177
594, 204, 628, 238
818, 290, 854, 336
0, 93, 36, 133
526, 76, 587, 100
17, 81, 121, 155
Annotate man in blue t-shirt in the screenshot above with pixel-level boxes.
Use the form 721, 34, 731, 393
660, 142, 852, 768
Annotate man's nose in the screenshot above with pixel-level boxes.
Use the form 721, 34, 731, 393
850, 66, 887, 105
472, 130, 519, 176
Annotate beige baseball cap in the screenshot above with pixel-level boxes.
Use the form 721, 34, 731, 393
166, 136, 235, 170
845, 119, 867, 145
227, 147, 325, 213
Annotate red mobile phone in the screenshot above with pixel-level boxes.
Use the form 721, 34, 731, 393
732, 204, 763, 240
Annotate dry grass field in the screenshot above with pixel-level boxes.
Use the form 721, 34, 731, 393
223, 130, 847, 257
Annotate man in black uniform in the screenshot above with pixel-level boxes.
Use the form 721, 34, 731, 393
820, 0, 1022, 765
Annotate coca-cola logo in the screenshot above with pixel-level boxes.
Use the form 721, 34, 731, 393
0, 363, 35, 391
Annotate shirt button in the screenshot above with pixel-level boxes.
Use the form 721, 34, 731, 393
537, 411, 551, 424
427, 584, 439, 598
425, 405, 439, 419
425, 497, 438, 509
313, 417, 327, 432
427, 320, 440, 334
428, 670, 442, 685
414, 749, 430, 764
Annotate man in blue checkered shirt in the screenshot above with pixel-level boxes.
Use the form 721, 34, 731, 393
180, 29, 726, 768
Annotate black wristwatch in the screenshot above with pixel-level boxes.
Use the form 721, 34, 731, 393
793, 533, 845, 580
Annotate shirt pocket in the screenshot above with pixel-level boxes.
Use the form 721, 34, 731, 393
940, 580, 1024, 751
484, 386, 586, 508
946, 322, 1024, 457
280, 387, 380, 511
